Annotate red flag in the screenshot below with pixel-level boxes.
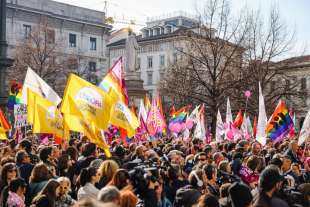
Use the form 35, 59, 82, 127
233, 110, 243, 128
288, 109, 295, 138
253, 116, 257, 138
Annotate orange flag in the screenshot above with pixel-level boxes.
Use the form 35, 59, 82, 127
233, 110, 243, 128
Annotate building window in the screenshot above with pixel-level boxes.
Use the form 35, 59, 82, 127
166, 26, 172, 33
173, 53, 177, 64
90, 37, 97, 50
69, 33, 76, 47
89, 61, 96, 72
160, 55, 165, 67
23, 24, 31, 39
147, 72, 153, 85
301, 77, 307, 90
147, 56, 153, 68
47, 29, 55, 44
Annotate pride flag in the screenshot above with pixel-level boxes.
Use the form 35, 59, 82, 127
169, 106, 189, 124
266, 100, 293, 142
7, 81, 22, 110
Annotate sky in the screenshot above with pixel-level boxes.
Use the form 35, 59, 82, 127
54, 0, 310, 57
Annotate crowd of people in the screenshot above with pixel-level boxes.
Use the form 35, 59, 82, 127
0, 131, 309, 207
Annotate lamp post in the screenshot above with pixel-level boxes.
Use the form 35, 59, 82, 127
0, 0, 14, 106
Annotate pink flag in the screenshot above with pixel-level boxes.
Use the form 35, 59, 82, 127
146, 97, 166, 136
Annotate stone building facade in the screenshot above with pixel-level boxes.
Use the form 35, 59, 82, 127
5, 0, 111, 93
107, 13, 199, 98
274, 55, 310, 129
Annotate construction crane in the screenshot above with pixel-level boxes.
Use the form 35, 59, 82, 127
103, 0, 146, 27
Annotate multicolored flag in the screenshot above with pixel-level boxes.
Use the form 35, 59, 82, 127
0, 109, 11, 140
266, 100, 293, 142
146, 97, 166, 136
288, 110, 296, 138
145, 95, 151, 113
138, 99, 147, 123
99, 57, 128, 104
7, 81, 22, 110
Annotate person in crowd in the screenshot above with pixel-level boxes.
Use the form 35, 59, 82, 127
213, 152, 225, 167
218, 183, 231, 207
0, 163, 18, 207
107, 169, 132, 191
75, 143, 98, 177
97, 186, 120, 205
57, 154, 73, 177
285, 140, 301, 164
120, 190, 138, 207
155, 178, 172, 207
253, 165, 288, 207
239, 155, 260, 189
6, 178, 27, 207
55, 177, 76, 207
77, 166, 100, 200
202, 164, 219, 198
31, 179, 60, 207
97, 160, 119, 189
27, 163, 52, 205
197, 194, 219, 207
250, 142, 262, 156
15, 150, 34, 183
166, 164, 188, 203
174, 170, 203, 207
18, 140, 39, 164
39, 146, 57, 176
228, 182, 253, 207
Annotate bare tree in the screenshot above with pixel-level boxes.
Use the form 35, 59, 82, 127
160, 0, 299, 135
7, 18, 79, 95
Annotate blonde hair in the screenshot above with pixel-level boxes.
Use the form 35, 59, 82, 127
99, 160, 119, 183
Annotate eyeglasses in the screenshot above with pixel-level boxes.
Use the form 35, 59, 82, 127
199, 158, 207, 161
8, 169, 17, 172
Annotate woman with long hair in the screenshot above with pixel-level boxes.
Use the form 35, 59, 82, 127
97, 160, 119, 188
26, 163, 52, 205
107, 169, 132, 191
31, 179, 60, 207
0, 163, 18, 207
77, 167, 100, 200
120, 190, 138, 207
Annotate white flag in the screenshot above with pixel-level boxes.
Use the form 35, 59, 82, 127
298, 108, 310, 145
138, 99, 147, 123
194, 105, 205, 140
216, 109, 224, 142
256, 82, 267, 146
241, 112, 248, 135
21, 67, 61, 105
246, 116, 253, 135
226, 98, 233, 124
188, 105, 200, 123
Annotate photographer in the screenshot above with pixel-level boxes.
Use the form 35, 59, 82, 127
253, 165, 288, 207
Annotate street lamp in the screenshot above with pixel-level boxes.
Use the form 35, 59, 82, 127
0, 0, 14, 106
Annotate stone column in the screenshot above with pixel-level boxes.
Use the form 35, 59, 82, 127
0, 0, 14, 106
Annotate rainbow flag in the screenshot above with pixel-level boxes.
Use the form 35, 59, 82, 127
266, 100, 293, 142
7, 81, 22, 110
169, 106, 189, 123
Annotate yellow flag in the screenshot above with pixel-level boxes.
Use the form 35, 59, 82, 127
0, 128, 7, 140
61, 74, 115, 130
27, 88, 38, 124
32, 92, 64, 137
109, 101, 139, 138
63, 114, 111, 157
